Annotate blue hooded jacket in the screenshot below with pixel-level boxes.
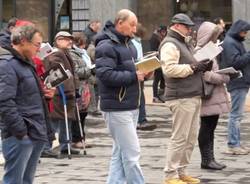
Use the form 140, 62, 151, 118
95, 21, 140, 111
0, 47, 48, 141
220, 19, 250, 92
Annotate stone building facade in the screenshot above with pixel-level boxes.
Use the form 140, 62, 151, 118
0, 0, 249, 44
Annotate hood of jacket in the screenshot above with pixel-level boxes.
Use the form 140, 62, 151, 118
196, 21, 222, 48
0, 46, 12, 59
95, 20, 131, 46
227, 19, 250, 41
1, 46, 35, 68
0, 29, 11, 48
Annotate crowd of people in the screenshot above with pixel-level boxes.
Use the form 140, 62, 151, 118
0, 8, 250, 184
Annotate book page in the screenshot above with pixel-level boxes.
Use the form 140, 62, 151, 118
194, 41, 223, 61
143, 51, 158, 59
37, 43, 53, 60
215, 67, 238, 74
37, 43, 59, 60
135, 56, 161, 73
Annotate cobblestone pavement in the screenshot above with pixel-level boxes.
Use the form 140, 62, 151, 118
0, 83, 250, 184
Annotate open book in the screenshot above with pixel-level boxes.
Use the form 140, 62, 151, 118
215, 67, 242, 78
135, 56, 161, 73
143, 51, 158, 59
37, 42, 58, 60
194, 41, 223, 62
40, 63, 72, 88
215, 67, 238, 74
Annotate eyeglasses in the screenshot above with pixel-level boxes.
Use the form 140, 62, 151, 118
182, 24, 192, 30
30, 41, 41, 48
57, 37, 72, 41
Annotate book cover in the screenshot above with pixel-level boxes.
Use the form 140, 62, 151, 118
40, 63, 71, 88
135, 56, 161, 73
37, 43, 58, 60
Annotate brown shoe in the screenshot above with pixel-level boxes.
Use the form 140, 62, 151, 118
153, 97, 165, 103
137, 124, 157, 131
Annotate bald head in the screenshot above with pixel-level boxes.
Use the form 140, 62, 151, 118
114, 9, 138, 37
114, 9, 136, 25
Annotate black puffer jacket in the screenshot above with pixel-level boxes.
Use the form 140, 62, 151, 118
0, 47, 48, 141
95, 21, 140, 111
220, 19, 250, 91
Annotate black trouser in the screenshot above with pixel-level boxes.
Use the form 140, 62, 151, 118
152, 68, 165, 97
198, 115, 219, 163
138, 82, 146, 124
72, 112, 88, 143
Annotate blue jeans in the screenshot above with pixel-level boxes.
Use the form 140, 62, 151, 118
103, 110, 144, 184
228, 88, 249, 147
2, 136, 45, 184
51, 119, 72, 151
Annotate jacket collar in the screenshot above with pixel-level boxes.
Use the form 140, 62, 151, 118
102, 21, 131, 44
4, 46, 35, 67
168, 28, 186, 43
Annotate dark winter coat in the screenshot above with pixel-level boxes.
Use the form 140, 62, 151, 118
95, 21, 140, 111
149, 32, 161, 51
220, 19, 250, 92
84, 25, 97, 46
0, 47, 48, 141
43, 49, 76, 121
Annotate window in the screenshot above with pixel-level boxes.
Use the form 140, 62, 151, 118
72, 0, 90, 32
176, 0, 232, 25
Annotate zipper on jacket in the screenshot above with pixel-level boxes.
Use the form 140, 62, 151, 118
125, 39, 141, 108
119, 86, 126, 102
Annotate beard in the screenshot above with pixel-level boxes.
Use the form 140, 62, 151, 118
233, 34, 246, 42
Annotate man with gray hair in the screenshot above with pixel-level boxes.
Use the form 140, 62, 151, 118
95, 9, 146, 184
0, 25, 49, 184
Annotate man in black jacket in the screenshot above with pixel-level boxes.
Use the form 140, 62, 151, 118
0, 25, 49, 184
95, 9, 146, 184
